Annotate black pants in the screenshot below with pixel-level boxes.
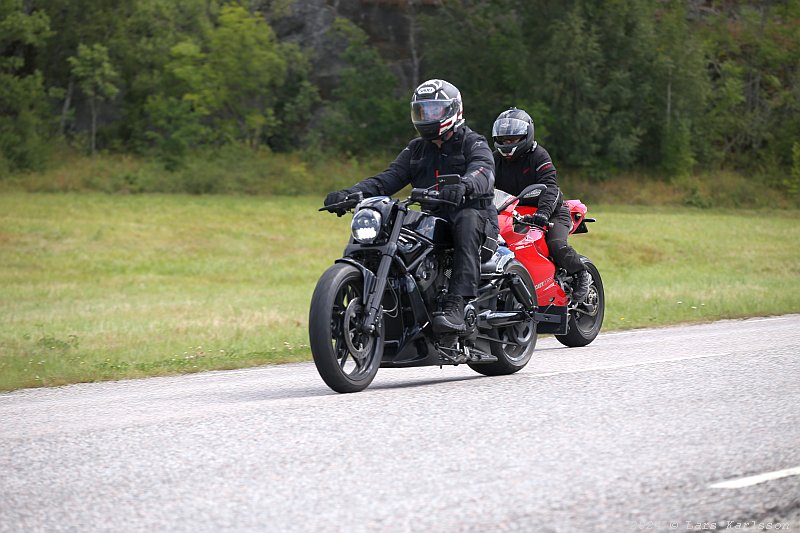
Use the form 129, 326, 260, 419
448, 207, 492, 299
546, 206, 585, 274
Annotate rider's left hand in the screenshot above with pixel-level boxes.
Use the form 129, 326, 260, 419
439, 183, 466, 206
324, 189, 352, 207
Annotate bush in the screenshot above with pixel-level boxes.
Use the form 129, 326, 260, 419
661, 118, 696, 178
0, 145, 393, 196
789, 141, 800, 195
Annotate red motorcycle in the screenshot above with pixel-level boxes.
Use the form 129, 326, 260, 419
495, 185, 604, 346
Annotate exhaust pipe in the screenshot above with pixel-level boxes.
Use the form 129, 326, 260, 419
478, 310, 527, 327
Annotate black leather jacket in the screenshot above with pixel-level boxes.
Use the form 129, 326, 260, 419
350, 125, 495, 210
493, 143, 563, 219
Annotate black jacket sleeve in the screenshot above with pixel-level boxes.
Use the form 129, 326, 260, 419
461, 130, 495, 199
523, 145, 562, 218
350, 144, 414, 197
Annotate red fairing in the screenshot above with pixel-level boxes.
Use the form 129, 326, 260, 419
564, 200, 587, 235
498, 199, 590, 308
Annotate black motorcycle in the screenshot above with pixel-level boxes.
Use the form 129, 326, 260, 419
310, 175, 545, 393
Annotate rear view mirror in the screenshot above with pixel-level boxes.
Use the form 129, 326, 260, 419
520, 184, 546, 198
496, 184, 547, 213
437, 174, 461, 187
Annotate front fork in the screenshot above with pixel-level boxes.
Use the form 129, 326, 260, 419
359, 208, 408, 334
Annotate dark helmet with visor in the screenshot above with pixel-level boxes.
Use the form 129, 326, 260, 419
410, 79, 464, 141
492, 107, 535, 160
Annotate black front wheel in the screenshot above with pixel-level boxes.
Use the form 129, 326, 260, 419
309, 263, 383, 393
556, 258, 604, 347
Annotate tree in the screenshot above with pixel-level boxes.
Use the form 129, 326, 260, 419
420, 0, 532, 136
651, 2, 707, 175
538, 7, 606, 168
157, 4, 287, 148
32, 0, 128, 136
700, 1, 800, 172
0, 0, 52, 173
266, 42, 319, 152
141, 3, 316, 164
143, 39, 208, 168
318, 18, 410, 155
789, 140, 800, 195
109, 0, 214, 150
68, 43, 119, 155
203, 4, 286, 147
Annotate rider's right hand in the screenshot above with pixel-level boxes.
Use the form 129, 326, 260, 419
439, 183, 466, 206
525, 212, 549, 228
324, 189, 352, 207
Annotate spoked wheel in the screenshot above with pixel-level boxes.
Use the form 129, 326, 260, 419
309, 263, 383, 393
470, 261, 537, 376
556, 259, 604, 347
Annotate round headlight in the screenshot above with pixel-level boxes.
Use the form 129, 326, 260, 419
351, 209, 382, 244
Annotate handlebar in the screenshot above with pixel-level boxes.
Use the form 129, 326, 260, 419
408, 188, 460, 208
319, 191, 364, 216
319, 183, 462, 217
515, 213, 554, 230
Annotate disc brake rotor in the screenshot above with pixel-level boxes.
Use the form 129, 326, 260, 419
570, 288, 599, 325
343, 297, 375, 361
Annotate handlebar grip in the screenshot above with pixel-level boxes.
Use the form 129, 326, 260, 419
517, 215, 554, 229
319, 191, 363, 213
410, 188, 440, 200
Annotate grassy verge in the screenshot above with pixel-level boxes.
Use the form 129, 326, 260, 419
4, 147, 797, 209
1, 193, 798, 392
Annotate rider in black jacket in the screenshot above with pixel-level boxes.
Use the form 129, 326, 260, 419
325, 79, 496, 332
492, 108, 591, 303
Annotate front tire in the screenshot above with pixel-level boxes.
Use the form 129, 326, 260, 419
470, 261, 537, 376
556, 258, 604, 347
309, 263, 383, 393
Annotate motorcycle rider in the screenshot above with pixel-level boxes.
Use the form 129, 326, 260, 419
324, 79, 496, 333
492, 107, 591, 303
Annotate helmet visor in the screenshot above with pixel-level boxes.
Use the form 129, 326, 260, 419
495, 135, 525, 145
492, 117, 529, 138
411, 100, 454, 123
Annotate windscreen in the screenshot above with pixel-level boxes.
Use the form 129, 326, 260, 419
493, 189, 515, 211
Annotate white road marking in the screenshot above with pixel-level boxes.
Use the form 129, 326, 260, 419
710, 466, 800, 489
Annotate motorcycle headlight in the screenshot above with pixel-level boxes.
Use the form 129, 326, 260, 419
351, 208, 382, 244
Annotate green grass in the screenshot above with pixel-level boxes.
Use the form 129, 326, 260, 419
1, 193, 798, 392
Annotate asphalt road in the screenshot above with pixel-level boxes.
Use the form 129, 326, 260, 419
1, 315, 799, 533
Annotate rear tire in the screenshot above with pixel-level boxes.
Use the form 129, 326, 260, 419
555, 259, 604, 347
470, 261, 537, 376
309, 263, 383, 393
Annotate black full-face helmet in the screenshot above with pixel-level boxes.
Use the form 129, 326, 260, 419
492, 107, 535, 160
410, 79, 464, 141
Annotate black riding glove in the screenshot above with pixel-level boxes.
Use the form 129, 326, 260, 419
528, 211, 550, 227
439, 183, 466, 206
324, 189, 352, 207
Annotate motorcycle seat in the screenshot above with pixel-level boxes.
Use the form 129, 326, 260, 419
480, 259, 498, 274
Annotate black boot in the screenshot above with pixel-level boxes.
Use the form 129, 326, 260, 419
571, 269, 591, 304
433, 294, 466, 332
